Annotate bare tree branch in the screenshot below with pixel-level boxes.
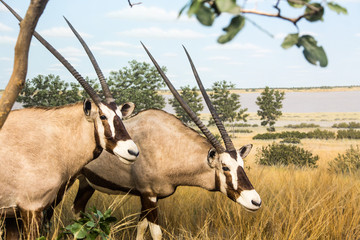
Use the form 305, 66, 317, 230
0, 0, 49, 129
127, 0, 142, 8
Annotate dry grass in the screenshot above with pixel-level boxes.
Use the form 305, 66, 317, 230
2, 115, 360, 239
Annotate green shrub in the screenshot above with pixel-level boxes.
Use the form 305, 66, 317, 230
306, 129, 336, 139
332, 122, 360, 129
328, 145, 360, 174
284, 123, 320, 128
337, 129, 360, 139
57, 207, 117, 240
280, 137, 301, 144
256, 142, 319, 168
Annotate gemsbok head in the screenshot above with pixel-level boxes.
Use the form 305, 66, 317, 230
0, 1, 138, 238
142, 43, 262, 211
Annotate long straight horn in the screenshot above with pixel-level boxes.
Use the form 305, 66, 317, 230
63, 17, 115, 104
183, 46, 236, 154
141, 42, 225, 153
1, 0, 102, 105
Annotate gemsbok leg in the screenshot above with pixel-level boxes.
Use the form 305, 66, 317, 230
72, 175, 95, 216
137, 194, 161, 240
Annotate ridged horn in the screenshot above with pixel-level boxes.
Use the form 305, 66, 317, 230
141, 42, 225, 153
183, 46, 237, 154
63, 17, 115, 104
1, 0, 102, 105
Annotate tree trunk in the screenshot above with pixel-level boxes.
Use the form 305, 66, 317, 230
0, 0, 49, 129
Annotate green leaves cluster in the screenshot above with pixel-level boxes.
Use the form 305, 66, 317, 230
17, 60, 166, 112
328, 145, 360, 174
108, 60, 166, 114
281, 34, 328, 67
17, 74, 86, 107
209, 80, 248, 125
169, 85, 204, 124
256, 142, 319, 168
256, 87, 285, 132
57, 207, 117, 240
180, 0, 347, 67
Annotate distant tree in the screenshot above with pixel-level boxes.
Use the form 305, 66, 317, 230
169, 85, 204, 124
17, 74, 83, 107
209, 80, 248, 133
256, 86, 285, 132
108, 60, 166, 114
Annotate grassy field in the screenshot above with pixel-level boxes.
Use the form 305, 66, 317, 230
1, 113, 360, 239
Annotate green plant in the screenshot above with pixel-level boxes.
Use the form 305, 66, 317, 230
280, 137, 301, 144
328, 145, 360, 174
256, 142, 318, 168
256, 87, 285, 132
337, 129, 360, 139
57, 207, 117, 240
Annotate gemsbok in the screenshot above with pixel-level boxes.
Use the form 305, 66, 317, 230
72, 44, 262, 240
0, 2, 139, 238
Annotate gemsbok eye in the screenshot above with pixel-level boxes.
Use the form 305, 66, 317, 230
222, 166, 230, 172
100, 115, 107, 120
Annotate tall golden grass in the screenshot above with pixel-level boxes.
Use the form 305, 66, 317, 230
2, 124, 360, 239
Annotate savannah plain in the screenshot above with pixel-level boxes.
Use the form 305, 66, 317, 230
1, 87, 360, 239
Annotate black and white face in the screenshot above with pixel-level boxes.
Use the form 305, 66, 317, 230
208, 144, 262, 211
84, 100, 139, 164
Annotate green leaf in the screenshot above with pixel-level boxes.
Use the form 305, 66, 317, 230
327, 2, 348, 15
215, 0, 241, 14
305, 3, 324, 22
287, 0, 310, 8
196, 4, 215, 26
36, 237, 46, 240
217, 15, 245, 44
86, 221, 96, 228
70, 223, 88, 239
297, 35, 328, 67
187, 0, 202, 17
281, 33, 299, 49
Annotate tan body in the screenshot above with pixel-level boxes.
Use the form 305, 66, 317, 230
74, 109, 258, 240
0, 103, 100, 213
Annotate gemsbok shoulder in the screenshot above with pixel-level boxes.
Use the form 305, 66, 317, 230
0, 2, 139, 238
72, 44, 261, 240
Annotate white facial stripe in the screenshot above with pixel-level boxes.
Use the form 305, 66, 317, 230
99, 103, 116, 138
221, 152, 240, 190
115, 108, 123, 119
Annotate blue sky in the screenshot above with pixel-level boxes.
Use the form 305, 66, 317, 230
0, 0, 359, 89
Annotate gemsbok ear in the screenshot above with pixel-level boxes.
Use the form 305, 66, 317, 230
207, 148, 218, 168
238, 144, 253, 159
83, 99, 92, 116
120, 102, 135, 118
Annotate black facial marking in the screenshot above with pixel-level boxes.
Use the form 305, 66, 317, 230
237, 166, 254, 190
222, 166, 230, 172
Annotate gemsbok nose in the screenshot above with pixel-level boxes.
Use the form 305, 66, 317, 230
251, 199, 262, 207
128, 149, 140, 157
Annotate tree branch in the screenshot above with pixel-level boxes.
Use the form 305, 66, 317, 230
0, 0, 49, 129
127, 0, 142, 7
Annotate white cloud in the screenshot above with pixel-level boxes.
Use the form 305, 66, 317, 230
0, 35, 16, 44
99, 50, 131, 56
0, 23, 12, 32
208, 56, 231, 61
58, 47, 86, 57
118, 27, 206, 39
204, 42, 271, 54
96, 41, 139, 48
0, 57, 11, 61
39, 27, 92, 38
163, 52, 178, 57
0, 5, 7, 12
356, 33, 360, 37
107, 6, 192, 22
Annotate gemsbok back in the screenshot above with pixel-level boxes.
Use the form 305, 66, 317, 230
0, 2, 139, 239
72, 44, 261, 240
